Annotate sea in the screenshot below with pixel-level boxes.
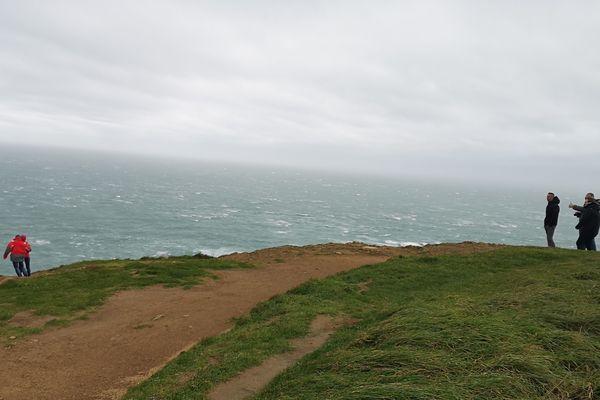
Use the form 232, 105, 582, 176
0, 147, 584, 275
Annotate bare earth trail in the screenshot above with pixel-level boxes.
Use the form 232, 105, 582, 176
207, 315, 346, 400
0, 242, 497, 400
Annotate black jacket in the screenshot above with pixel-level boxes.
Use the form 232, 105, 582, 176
575, 201, 600, 239
544, 197, 560, 226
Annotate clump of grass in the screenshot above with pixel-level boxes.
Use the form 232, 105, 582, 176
0, 255, 252, 342
124, 247, 600, 400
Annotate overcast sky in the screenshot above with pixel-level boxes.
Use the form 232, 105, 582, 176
1, 1, 599, 187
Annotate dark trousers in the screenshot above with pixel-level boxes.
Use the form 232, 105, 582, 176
544, 225, 556, 247
24, 256, 31, 276
576, 235, 597, 251
12, 261, 26, 277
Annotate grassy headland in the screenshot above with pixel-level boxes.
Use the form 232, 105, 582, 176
123, 247, 600, 399
0, 255, 252, 342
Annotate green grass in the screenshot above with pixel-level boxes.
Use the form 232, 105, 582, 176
0, 255, 252, 342
123, 247, 600, 400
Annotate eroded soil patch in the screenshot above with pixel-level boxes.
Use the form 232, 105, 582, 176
8, 311, 57, 329
209, 315, 346, 400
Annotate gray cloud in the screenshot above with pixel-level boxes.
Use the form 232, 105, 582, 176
1, 1, 599, 187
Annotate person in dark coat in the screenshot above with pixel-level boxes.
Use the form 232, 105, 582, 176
544, 192, 560, 247
569, 193, 600, 251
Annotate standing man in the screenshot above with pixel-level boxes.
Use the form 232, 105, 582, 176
21, 234, 32, 277
569, 193, 600, 251
544, 192, 560, 247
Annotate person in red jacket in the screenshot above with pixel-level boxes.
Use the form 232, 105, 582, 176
20, 234, 32, 276
3, 235, 28, 277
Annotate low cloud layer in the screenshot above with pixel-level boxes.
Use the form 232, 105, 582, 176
1, 1, 599, 187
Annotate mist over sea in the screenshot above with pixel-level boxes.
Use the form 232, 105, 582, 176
0, 147, 583, 275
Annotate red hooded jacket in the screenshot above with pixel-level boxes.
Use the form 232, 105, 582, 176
4, 237, 28, 257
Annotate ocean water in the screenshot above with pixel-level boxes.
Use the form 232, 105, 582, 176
0, 148, 584, 275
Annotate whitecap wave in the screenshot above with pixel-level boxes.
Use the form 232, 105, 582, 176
453, 220, 474, 226
388, 214, 417, 221
195, 247, 240, 257
491, 221, 518, 229
272, 220, 291, 227
380, 240, 426, 247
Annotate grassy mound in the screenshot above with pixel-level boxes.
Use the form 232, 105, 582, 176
0, 255, 252, 342
124, 247, 600, 400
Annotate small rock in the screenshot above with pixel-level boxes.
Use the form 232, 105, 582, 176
9, 336, 17, 340
152, 314, 165, 321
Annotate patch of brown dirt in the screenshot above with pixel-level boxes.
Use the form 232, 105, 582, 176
208, 315, 346, 400
357, 279, 373, 293
0, 242, 499, 400
8, 311, 57, 329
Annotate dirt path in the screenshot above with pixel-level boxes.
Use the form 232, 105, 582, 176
0, 242, 498, 400
208, 315, 344, 400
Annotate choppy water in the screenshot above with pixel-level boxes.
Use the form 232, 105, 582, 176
0, 147, 584, 275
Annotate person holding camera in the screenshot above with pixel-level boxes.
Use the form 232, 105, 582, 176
569, 193, 600, 251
